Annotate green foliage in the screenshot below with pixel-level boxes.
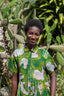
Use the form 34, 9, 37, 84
50, 45, 64, 52
56, 36, 61, 44
10, 39, 13, 49
13, 34, 25, 43
61, 35, 64, 43
0, 0, 5, 7
1, 19, 8, 26
47, 32, 52, 48
0, 46, 5, 52
62, 52, 64, 58
9, 18, 22, 24
56, 52, 64, 66
7, 27, 14, 39
21, 29, 27, 40
56, 69, 64, 96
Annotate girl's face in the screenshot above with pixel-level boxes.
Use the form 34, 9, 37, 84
26, 26, 40, 47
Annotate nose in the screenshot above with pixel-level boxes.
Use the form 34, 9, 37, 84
32, 35, 35, 39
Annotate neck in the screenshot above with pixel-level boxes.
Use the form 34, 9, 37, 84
26, 43, 36, 49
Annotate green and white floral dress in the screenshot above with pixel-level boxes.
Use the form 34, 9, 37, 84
8, 45, 57, 96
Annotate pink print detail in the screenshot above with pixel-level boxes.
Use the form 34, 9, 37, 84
20, 75, 24, 80
19, 58, 28, 69
21, 82, 28, 95
45, 82, 50, 89
39, 90, 42, 95
34, 67, 44, 81
14, 47, 24, 57
46, 62, 55, 71
38, 84, 42, 95
32, 52, 38, 58
47, 87, 49, 89
28, 82, 31, 87
24, 62, 28, 69
31, 86, 35, 95
14, 52, 17, 57
45, 82, 49, 86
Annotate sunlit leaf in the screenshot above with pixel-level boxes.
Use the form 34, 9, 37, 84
56, 36, 61, 44
46, 14, 54, 22
10, 39, 13, 49
50, 19, 58, 31
59, 13, 63, 24
40, 3, 48, 8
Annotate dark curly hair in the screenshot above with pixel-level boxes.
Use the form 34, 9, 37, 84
24, 19, 43, 34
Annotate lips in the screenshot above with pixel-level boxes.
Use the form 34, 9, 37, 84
30, 40, 36, 43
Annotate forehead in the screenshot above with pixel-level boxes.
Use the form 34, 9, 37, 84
28, 26, 40, 33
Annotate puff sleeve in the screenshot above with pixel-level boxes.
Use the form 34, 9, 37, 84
8, 52, 18, 73
43, 50, 57, 74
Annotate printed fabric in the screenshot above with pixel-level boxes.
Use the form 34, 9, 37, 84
8, 45, 57, 96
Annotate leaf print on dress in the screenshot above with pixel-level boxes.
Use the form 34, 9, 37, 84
28, 82, 31, 87
19, 58, 28, 69
46, 62, 54, 71
34, 66, 44, 81
14, 47, 24, 57
45, 82, 50, 89
38, 84, 42, 95
43, 52, 48, 59
19, 75, 24, 81
31, 86, 35, 95
21, 82, 28, 95
32, 51, 38, 58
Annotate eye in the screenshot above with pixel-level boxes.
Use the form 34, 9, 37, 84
35, 33, 40, 36
29, 32, 33, 35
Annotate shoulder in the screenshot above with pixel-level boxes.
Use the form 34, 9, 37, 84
38, 47, 48, 53
38, 47, 49, 59
13, 45, 24, 57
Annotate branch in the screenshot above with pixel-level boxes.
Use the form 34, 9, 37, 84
18, 8, 29, 18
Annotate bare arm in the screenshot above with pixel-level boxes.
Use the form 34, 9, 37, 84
11, 73, 17, 96
50, 71, 56, 96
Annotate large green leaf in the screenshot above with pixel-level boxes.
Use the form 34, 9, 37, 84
61, 35, 64, 43
56, 52, 64, 66
14, 5, 20, 18
49, 45, 64, 52
9, 18, 22, 24
59, 13, 63, 24
44, 19, 50, 33
62, 0, 64, 5
56, 36, 61, 44
7, 27, 14, 39
1, 19, 8, 26
46, 14, 54, 22
0, 0, 5, 7
1, 6, 9, 19
39, 10, 53, 17
40, 3, 48, 8
8, 0, 16, 8
50, 19, 58, 31
47, 33, 52, 44
14, 34, 25, 43
10, 39, 13, 49
0, 46, 5, 52
0, 12, 3, 20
